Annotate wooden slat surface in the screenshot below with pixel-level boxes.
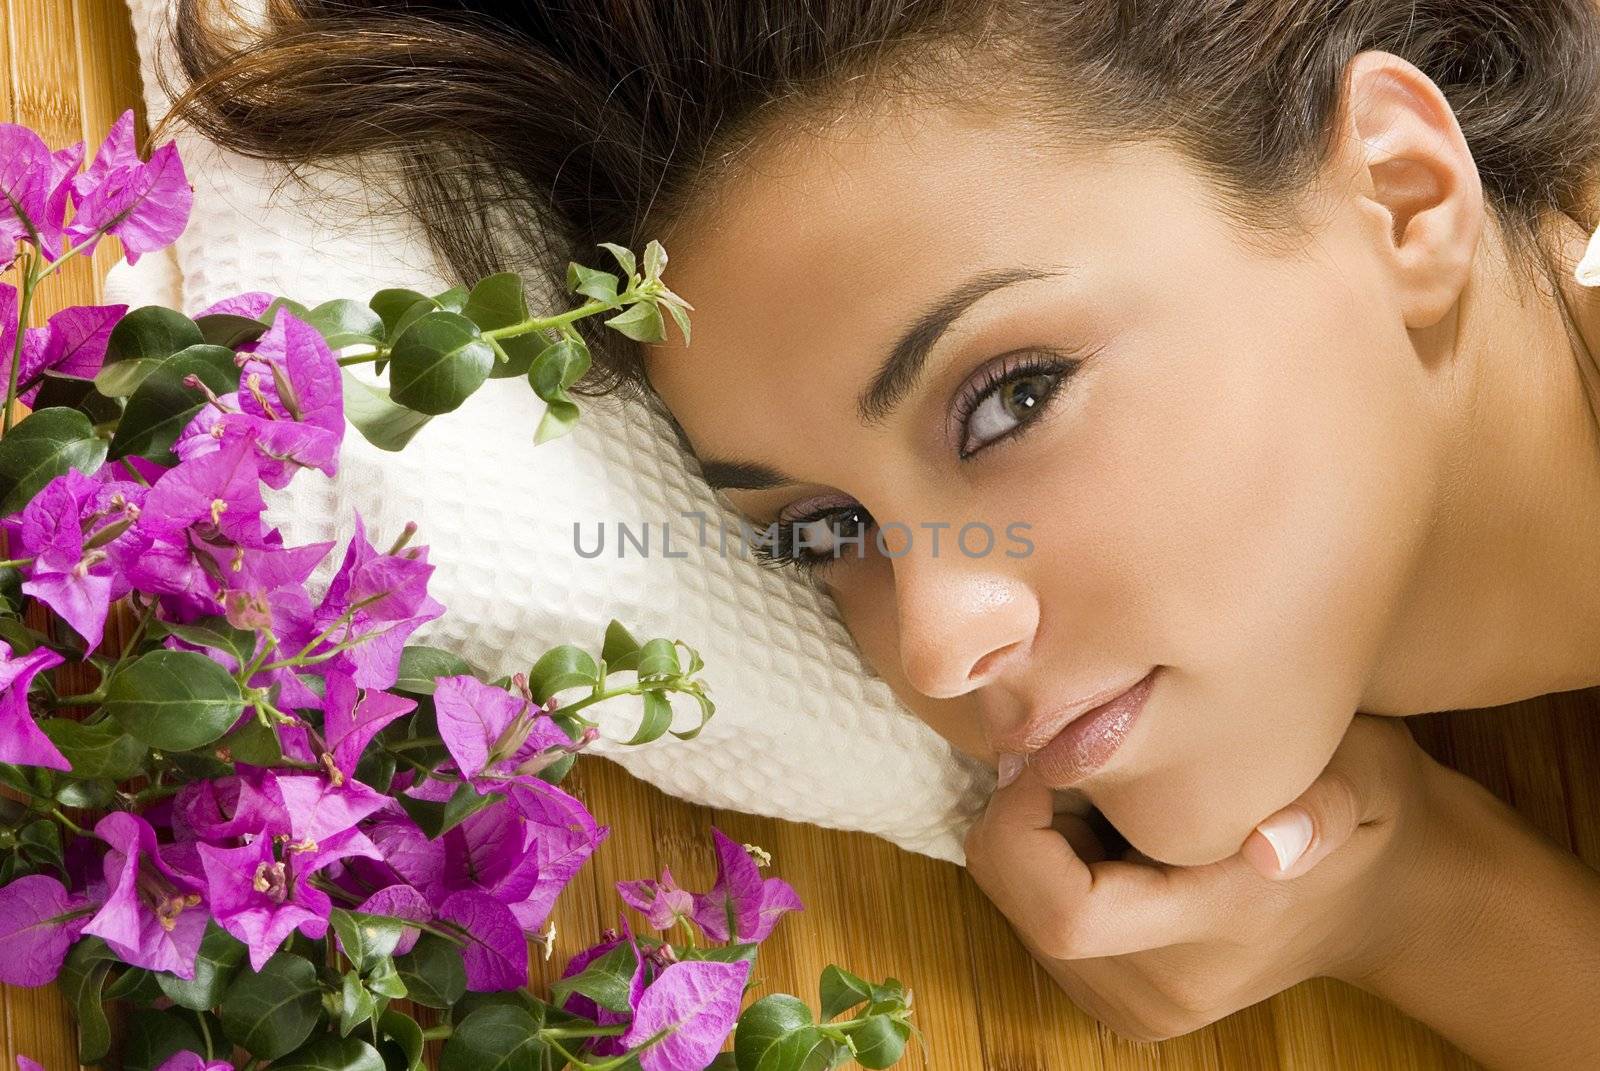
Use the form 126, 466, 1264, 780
3, 2, 1595, 1067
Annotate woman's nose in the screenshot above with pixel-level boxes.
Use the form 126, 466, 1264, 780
892, 545, 1038, 700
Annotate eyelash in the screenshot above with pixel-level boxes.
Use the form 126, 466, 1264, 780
752, 351, 1080, 578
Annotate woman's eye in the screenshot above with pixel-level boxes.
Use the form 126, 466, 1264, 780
752, 504, 875, 577
957, 355, 1078, 458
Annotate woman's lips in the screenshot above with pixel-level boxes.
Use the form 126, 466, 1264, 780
1026, 667, 1159, 787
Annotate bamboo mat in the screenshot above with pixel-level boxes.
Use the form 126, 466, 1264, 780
6, 1, 1597, 1067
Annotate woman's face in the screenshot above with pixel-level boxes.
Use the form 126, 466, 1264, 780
642, 99, 1448, 865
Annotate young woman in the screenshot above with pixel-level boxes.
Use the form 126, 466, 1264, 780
167, 1, 1600, 1065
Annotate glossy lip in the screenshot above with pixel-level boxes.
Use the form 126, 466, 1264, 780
1017, 667, 1160, 788
994, 669, 1157, 756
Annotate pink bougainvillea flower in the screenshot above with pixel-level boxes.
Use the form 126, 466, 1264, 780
435, 801, 543, 904
432, 674, 571, 786
12, 468, 143, 652
504, 777, 610, 932
80, 811, 207, 978
0, 297, 126, 405
616, 865, 696, 932
194, 290, 275, 320
66, 110, 192, 266
236, 310, 343, 444
198, 825, 377, 972
689, 826, 803, 944
319, 669, 415, 780
0, 874, 92, 986
175, 310, 345, 488
0, 640, 69, 771
197, 833, 331, 972
622, 958, 752, 1071
0, 123, 83, 262
438, 889, 531, 991
285, 514, 443, 691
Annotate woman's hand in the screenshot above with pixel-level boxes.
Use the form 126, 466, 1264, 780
962, 714, 1600, 1067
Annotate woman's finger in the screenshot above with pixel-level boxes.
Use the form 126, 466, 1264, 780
1240, 715, 1414, 880
966, 760, 1238, 958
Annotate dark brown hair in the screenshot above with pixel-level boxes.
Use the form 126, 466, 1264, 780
162, 0, 1600, 402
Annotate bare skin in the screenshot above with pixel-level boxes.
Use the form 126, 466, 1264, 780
642, 50, 1600, 1065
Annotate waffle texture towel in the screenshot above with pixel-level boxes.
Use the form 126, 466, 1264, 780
109, 0, 995, 864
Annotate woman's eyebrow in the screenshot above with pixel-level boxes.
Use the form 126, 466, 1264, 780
697, 264, 1067, 493
857, 264, 1068, 426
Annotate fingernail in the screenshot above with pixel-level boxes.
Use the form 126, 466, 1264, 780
1256, 807, 1314, 872
996, 752, 1025, 789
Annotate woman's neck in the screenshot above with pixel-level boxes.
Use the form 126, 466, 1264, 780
1363, 212, 1600, 715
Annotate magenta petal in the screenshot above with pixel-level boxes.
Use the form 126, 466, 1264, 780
0, 124, 51, 255
356, 884, 431, 956
195, 291, 275, 319
35, 303, 126, 381
67, 140, 192, 266
72, 110, 139, 204
321, 671, 415, 778
0, 643, 69, 771
437, 890, 529, 991
154, 1054, 233, 1071
623, 959, 752, 1071
23, 569, 111, 652
0, 874, 87, 986
433, 675, 527, 781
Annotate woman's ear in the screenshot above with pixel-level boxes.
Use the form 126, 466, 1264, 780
1335, 50, 1485, 329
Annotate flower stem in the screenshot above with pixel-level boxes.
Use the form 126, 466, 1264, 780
5, 251, 37, 435
49, 808, 87, 837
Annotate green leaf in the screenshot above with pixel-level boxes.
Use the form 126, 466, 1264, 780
431, 285, 469, 313
340, 969, 377, 1036
0, 407, 108, 514
388, 310, 495, 415
330, 908, 405, 973
533, 397, 580, 444
365, 955, 407, 1000
604, 301, 666, 343
735, 994, 838, 1071
306, 298, 385, 349
392, 933, 466, 1009
94, 356, 164, 397
60, 937, 117, 1064
624, 689, 674, 745
664, 299, 692, 345
30, 372, 120, 425
260, 296, 313, 325
565, 262, 621, 306
642, 240, 668, 282
157, 922, 249, 1010
103, 965, 165, 1006
376, 1008, 425, 1071
600, 619, 643, 670
393, 645, 475, 695
105, 649, 246, 751
682, 942, 760, 965
843, 1015, 911, 1070
121, 1008, 205, 1071
220, 712, 284, 765
341, 369, 433, 451
527, 644, 598, 704
597, 242, 636, 278
527, 338, 590, 401
439, 1004, 548, 1071
273, 1034, 386, 1071
220, 951, 323, 1059
637, 638, 681, 680
395, 778, 497, 839
54, 778, 114, 809
106, 306, 204, 363
195, 311, 270, 348
546, 940, 637, 1015
40, 718, 147, 780
148, 616, 258, 667
462, 271, 529, 332
819, 965, 874, 1021
108, 344, 240, 463
369, 289, 433, 338
486, 330, 544, 380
